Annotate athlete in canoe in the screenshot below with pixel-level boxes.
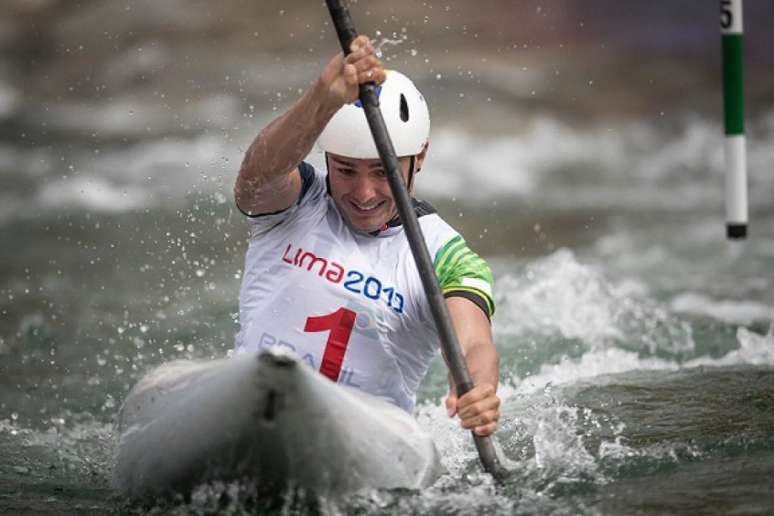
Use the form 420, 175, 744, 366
233, 36, 500, 436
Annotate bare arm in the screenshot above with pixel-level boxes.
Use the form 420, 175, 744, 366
444, 296, 501, 436
235, 36, 386, 215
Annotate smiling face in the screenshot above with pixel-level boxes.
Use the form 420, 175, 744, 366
326, 153, 416, 233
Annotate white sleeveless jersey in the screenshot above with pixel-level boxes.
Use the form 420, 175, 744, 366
235, 163, 494, 413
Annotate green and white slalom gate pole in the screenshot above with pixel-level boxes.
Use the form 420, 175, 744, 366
721, 0, 748, 239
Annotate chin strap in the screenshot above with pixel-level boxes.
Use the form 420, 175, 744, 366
407, 155, 416, 191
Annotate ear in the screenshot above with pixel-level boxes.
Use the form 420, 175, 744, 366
415, 141, 429, 172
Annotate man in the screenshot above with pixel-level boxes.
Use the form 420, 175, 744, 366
233, 36, 500, 436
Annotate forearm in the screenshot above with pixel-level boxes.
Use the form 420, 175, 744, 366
235, 79, 339, 213
463, 339, 500, 391
241, 79, 338, 186
446, 335, 501, 436
234, 37, 383, 215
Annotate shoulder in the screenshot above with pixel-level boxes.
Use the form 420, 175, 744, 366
297, 161, 328, 204
416, 202, 459, 253
242, 162, 328, 237
424, 213, 496, 319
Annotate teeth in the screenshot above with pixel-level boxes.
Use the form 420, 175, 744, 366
353, 202, 380, 211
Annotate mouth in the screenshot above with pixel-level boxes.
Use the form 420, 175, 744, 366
349, 200, 386, 215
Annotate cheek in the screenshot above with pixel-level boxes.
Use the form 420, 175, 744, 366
379, 186, 392, 202
376, 181, 394, 199
329, 178, 350, 199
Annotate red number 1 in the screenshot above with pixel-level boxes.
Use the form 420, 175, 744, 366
303, 307, 356, 382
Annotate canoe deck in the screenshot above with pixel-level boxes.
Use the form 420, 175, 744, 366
113, 348, 442, 499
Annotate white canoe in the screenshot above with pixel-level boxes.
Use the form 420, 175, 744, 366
113, 348, 443, 499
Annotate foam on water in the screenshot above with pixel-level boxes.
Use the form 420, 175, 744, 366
671, 292, 774, 325
0, 415, 114, 480
686, 326, 774, 368
0, 80, 19, 119
495, 248, 694, 355
589, 217, 774, 313
37, 176, 148, 213
4, 108, 774, 228
419, 113, 774, 210
0, 134, 236, 222
82, 133, 236, 205
33, 93, 243, 138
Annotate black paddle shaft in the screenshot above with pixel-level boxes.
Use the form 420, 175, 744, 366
324, 0, 507, 481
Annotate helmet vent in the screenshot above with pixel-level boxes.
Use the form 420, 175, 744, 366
399, 94, 409, 122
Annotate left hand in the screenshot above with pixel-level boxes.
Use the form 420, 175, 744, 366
446, 383, 500, 436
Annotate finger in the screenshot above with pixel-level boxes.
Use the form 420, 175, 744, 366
345, 54, 384, 72
351, 55, 379, 73
456, 386, 499, 410
346, 40, 373, 61
455, 384, 497, 410
445, 395, 457, 417
460, 409, 500, 430
350, 35, 372, 53
348, 35, 367, 53
474, 422, 498, 437
357, 69, 384, 84
342, 63, 358, 84
344, 48, 367, 64
458, 383, 496, 401
457, 395, 500, 421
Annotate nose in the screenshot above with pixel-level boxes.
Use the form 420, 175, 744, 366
351, 175, 377, 202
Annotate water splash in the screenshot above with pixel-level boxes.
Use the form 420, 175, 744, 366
496, 248, 695, 356
372, 30, 409, 60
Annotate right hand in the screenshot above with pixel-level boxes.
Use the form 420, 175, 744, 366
446, 382, 501, 437
318, 35, 386, 108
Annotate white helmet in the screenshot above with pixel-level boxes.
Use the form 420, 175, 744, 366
318, 70, 430, 159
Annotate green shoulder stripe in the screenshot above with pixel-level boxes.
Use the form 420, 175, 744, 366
433, 235, 496, 316
435, 236, 466, 274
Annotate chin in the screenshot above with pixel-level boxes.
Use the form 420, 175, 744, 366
352, 219, 384, 233
346, 210, 388, 232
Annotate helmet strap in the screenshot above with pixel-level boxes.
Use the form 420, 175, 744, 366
407, 156, 416, 191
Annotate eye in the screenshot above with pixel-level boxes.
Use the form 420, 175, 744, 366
339, 168, 356, 177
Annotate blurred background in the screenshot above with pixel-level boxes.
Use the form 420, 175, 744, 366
2, 0, 774, 252
1, 1, 774, 514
